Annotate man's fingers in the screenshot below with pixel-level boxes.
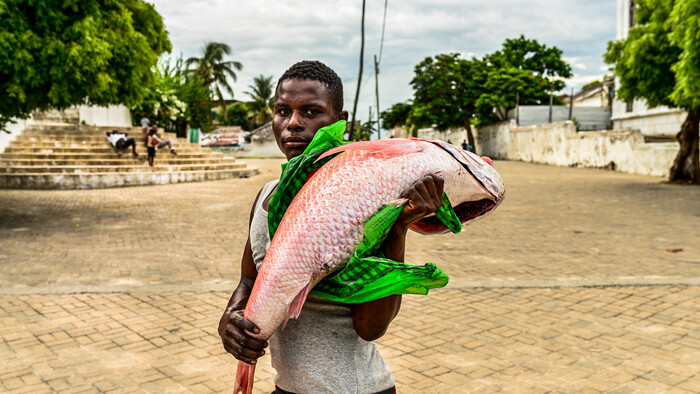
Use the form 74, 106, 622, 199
223, 342, 262, 364
227, 325, 268, 350
414, 181, 432, 202
432, 174, 445, 196
231, 312, 260, 334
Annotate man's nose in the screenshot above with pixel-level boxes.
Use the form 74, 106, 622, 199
287, 111, 304, 131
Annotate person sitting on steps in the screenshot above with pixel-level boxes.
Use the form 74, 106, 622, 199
106, 129, 138, 157
149, 126, 177, 156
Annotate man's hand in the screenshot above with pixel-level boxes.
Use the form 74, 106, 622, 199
218, 308, 268, 364
396, 174, 445, 228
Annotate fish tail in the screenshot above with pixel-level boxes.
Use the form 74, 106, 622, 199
233, 361, 255, 394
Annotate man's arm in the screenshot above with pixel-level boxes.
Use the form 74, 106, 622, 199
218, 190, 269, 364
351, 175, 444, 341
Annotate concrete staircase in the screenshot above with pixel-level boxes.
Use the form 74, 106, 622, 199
0, 123, 258, 189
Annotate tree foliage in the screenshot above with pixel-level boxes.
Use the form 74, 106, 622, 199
410, 54, 486, 131
185, 42, 243, 112
407, 36, 571, 150
245, 74, 275, 128
380, 102, 413, 129
604, 0, 700, 183
223, 102, 253, 130
476, 35, 572, 124
0, 0, 171, 130
131, 57, 213, 135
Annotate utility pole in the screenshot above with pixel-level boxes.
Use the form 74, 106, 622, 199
374, 55, 381, 139
349, 0, 366, 137
569, 87, 574, 120
548, 92, 554, 123
368, 106, 373, 141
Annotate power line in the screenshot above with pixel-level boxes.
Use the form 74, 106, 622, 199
378, 0, 389, 65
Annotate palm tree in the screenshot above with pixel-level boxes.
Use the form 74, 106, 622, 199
246, 74, 275, 127
185, 42, 243, 118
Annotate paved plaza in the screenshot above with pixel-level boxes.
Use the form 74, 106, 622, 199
1, 159, 699, 393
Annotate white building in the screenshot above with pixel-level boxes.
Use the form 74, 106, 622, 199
611, 0, 686, 136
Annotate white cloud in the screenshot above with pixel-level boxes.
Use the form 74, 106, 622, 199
151, 0, 617, 124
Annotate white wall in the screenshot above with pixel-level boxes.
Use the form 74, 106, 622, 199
509, 106, 611, 131
506, 122, 677, 176
78, 105, 133, 127
418, 120, 678, 178
613, 109, 686, 136
415, 128, 467, 145
474, 121, 514, 160
1, 116, 34, 153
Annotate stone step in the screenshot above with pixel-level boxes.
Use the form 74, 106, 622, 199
22, 125, 144, 135
1, 162, 247, 174
32, 109, 80, 123
0, 157, 240, 166
15, 133, 181, 142
4, 146, 206, 154
1, 152, 223, 160
0, 167, 258, 189
1, 122, 257, 189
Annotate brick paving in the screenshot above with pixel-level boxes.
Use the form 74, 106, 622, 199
1, 159, 699, 393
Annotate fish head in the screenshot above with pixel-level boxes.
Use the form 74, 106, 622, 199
409, 139, 505, 234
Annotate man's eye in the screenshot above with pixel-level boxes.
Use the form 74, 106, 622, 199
277, 109, 290, 116
306, 109, 320, 116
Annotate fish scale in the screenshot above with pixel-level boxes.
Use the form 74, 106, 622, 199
234, 138, 504, 394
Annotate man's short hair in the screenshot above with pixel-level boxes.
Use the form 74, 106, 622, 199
276, 60, 344, 112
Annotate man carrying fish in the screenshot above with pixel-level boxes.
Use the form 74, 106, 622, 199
219, 61, 446, 394
219, 60, 505, 394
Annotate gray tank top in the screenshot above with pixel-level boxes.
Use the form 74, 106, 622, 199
250, 180, 395, 394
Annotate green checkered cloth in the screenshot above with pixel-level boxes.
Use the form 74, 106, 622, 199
268, 120, 458, 304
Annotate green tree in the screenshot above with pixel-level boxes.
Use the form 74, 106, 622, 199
410, 54, 487, 149
185, 42, 243, 118
605, 0, 699, 183
476, 36, 572, 125
131, 57, 213, 135
223, 102, 252, 129
380, 102, 413, 129
346, 119, 371, 141
0, 0, 171, 131
245, 74, 275, 128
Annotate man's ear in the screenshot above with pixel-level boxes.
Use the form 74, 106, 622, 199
339, 110, 349, 121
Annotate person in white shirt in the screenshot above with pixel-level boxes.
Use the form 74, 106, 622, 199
106, 129, 138, 157
141, 114, 151, 145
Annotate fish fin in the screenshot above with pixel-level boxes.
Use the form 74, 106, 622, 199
317, 139, 423, 162
283, 279, 314, 329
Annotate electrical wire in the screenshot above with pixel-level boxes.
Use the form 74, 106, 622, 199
378, 0, 389, 65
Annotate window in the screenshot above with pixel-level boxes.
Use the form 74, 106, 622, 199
626, 100, 634, 113
629, 1, 636, 28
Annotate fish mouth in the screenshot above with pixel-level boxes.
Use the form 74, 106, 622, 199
417, 138, 504, 200
409, 198, 500, 235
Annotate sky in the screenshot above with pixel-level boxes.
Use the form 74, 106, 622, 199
150, 0, 617, 128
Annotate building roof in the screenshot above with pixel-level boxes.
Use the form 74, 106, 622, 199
212, 126, 243, 134
248, 122, 274, 142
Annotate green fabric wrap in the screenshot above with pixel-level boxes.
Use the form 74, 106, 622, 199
267, 120, 456, 304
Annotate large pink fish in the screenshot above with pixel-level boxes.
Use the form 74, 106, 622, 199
234, 138, 505, 393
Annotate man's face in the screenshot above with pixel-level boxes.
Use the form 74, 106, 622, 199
273, 79, 348, 160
